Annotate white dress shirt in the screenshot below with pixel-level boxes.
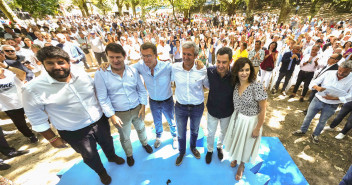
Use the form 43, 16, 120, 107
89, 37, 105, 53
157, 44, 171, 61
300, 54, 319, 72
94, 65, 148, 117
22, 69, 103, 132
172, 62, 208, 105
309, 70, 352, 104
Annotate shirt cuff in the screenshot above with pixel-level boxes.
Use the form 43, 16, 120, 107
103, 109, 115, 118
32, 123, 51, 132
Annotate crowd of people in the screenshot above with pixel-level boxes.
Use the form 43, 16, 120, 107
0, 11, 352, 184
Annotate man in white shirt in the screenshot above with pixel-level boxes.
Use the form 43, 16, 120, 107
88, 31, 107, 65
157, 38, 171, 62
172, 41, 208, 166
22, 46, 124, 185
33, 31, 45, 47
292, 60, 352, 144
289, 45, 320, 101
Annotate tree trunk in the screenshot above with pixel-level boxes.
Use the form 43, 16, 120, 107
278, 0, 291, 24
82, 1, 90, 16
0, 0, 18, 23
79, 5, 87, 17
309, 0, 324, 21
116, 0, 124, 16
131, 0, 137, 17
245, 0, 255, 24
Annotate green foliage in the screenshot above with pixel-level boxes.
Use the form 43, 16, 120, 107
14, 0, 60, 19
93, 0, 113, 15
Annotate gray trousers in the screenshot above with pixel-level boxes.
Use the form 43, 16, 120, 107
115, 104, 148, 157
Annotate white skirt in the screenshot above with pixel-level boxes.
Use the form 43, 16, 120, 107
223, 110, 262, 165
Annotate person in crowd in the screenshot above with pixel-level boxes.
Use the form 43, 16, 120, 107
88, 31, 107, 65
172, 41, 207, 166
22, 46, 125, 185
248, 40, 265, 76
173, 40, 182, 63
0, 57, 38, 143
204, 47, 234, 164
157, 38, 171, 62
259, 42, 278, 89
223, 58, 267, 180
293, 60, 352, 144
272, 45, 301, 95
233, 42, 248, 62
94, 43, 153, 167
1, 45, 34, 81
323, 100, 352, 140
289, 45, 320, 101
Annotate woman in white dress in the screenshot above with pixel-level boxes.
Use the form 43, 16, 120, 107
223, 57, 267, 180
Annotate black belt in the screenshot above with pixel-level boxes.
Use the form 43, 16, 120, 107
150, 96, 172, 103
116, 104, 139, 113
176, 101, 203, 107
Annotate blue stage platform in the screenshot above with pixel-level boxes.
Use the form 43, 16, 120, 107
57, 128, 308, 185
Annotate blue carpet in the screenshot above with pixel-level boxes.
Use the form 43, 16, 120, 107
57, 128, 308, 185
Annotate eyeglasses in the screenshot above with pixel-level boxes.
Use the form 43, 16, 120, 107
4, 50, 15, 53
141, 54, 153, 59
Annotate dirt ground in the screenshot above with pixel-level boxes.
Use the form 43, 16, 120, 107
0, 84, 351, 185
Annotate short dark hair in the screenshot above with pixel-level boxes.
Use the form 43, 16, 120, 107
231, 57, 256, 85
141, 42, 157, 55
241, 42, 247, 49
336, 53, 343, 61
105, 43, 126, 57
216, 47, 233, 61
36, 46, 70, 63
255, 40, 261, 45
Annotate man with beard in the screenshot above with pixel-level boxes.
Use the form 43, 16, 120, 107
22, 46, 125, 185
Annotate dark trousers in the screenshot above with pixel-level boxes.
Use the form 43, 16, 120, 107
329, 101, 352, 135
94, 52, 108, 65
58, 115, 116, 174
293, 70, 314, 97
4, 108, 34, 138
0, 127, 15, 155
275, 72, 293, 92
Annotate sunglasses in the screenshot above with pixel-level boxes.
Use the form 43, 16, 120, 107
4, 50, 15, 53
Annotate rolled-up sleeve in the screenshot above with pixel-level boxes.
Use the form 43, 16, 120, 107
22, 87, 51, 132
94, 71, 115, 118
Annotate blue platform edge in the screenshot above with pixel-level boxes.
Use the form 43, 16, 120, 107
56, 128, 308, 185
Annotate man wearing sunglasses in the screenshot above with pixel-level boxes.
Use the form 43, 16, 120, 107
0, 45, 34, 81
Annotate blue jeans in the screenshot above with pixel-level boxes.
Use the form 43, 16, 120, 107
175, 102, 204, 155
300, 97, 339, 136
149, 97, 177, 138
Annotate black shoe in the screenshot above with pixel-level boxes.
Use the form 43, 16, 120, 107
191, 148, 201, 159
108, 155, 125, 165
6, 150, 29, 158
217, 148, 224, 160
289, 95, 295, 99
127, 156, 135, 166
303, 109, 308, 115
271, 89, 276, 94
29, 136, 38, 143
205, 152, 213, 164
98, 171, 112, 185
143, 144, 153, 154
175, 154, 184, 166
0, 162, 11, 171
311, 134, 319, 144
299, 97, 304, 102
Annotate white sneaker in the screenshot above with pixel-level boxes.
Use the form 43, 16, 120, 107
154, 138, 161, 148
323, 126, 334, 131
335, 133, 346, 140
172, 137, 178, 149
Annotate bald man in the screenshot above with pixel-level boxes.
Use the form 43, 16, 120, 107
273, 45, 301, 94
